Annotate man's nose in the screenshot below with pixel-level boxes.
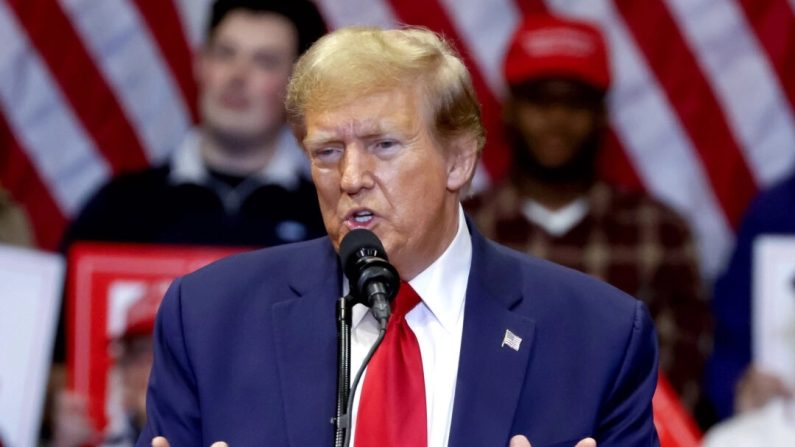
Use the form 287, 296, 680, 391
541, 102, 572, 120
339, 146, 375, 194
226, 57, 250, 86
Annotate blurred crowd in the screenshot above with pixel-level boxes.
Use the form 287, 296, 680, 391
0, 0, 793, 445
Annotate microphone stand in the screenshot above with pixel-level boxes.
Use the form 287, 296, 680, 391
333, 295, 353, 447
333, 295, 388, 447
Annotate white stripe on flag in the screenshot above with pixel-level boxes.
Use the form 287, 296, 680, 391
437, 0, 520, 99
546, 0, 733, 278
666, 0, 795, 187
314, 0, 398, 29
173, 0, 214, 49
0, 2, 110, 216
60, 0, 193, 165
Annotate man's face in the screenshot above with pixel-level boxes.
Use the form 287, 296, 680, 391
509, 78, 603, 170
196, 11, 297, 144
303, 89, 473, 279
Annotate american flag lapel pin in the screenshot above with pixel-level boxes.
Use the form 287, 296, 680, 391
501, 329, 522, 351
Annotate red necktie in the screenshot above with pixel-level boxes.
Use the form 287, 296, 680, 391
354, 281, 427, 447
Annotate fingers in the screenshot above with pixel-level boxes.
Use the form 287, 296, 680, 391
152, 437, 227, 447
51, 391, 100, 447
510, 435, 595, 447
735, 366, 794, 414
509, 435, 532, 447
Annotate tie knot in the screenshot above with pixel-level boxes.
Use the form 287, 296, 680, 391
391, 281, 421, 320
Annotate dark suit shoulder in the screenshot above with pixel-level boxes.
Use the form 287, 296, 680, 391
178, 237, 336, 305
487, 238, 643, 332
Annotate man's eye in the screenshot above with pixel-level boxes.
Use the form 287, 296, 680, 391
207, 43, 235, 61
253, 53, 286, 71
312, 147, 342, 162
373, 140, 399, 153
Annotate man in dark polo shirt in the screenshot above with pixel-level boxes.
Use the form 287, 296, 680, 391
62, 0, 327, 249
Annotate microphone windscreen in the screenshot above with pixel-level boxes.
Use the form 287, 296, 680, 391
339, 229, 387, 278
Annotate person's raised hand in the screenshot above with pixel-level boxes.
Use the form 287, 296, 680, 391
510, 435, 597, 447
735, 366, 794, 414
151, 436, 228, 447
51, 390, 101, 447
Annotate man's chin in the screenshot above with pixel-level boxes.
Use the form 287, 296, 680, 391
207, 125, 275, 148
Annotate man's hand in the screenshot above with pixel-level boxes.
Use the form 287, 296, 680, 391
52, 391, 101, 447
151, 436, 228, 447
735, 366, 794, 414
510, 435, 596, 447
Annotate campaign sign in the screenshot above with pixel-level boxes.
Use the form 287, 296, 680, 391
0, 245, 64, 447
753, 235, 795, 389
653, 373, 702, 447
66, 243, 241, 431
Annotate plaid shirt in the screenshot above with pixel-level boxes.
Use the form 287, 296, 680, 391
466, 181, 711, 411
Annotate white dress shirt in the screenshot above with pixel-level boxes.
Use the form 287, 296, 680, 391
349, 206, 472, 447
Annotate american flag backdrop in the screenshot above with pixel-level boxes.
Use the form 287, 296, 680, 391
1, 0, 794, 280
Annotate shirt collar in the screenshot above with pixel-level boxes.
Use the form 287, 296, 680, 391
351, 205, 472, 333
408, 205, 471, 332
168, 126, 308, 190
521, 196, 589, 236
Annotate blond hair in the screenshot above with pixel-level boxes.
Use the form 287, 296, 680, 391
286, 26, 485, 154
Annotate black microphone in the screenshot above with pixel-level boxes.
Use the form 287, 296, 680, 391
339, 229, 400, 328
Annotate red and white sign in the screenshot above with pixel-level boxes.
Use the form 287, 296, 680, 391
66, 242, 242, 430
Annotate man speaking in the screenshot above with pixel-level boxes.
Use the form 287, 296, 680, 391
138, 26, 659, 447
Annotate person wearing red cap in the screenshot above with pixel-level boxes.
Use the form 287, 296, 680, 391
52, 282, 165, 447
468, 14, 711, 421
110, 282, 168, 444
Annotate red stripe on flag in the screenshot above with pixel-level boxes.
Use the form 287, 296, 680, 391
6, 0, 150, 174
0, 112, 67, 250
738, 0, 795, 114
385, 0, 510, 181
615, 0, 758, 226
133, 0, 199, 123
514, 0, 548, 17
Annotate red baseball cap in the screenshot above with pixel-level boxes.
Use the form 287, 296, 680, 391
503, 14, 610, 91
120, 281, 169, 339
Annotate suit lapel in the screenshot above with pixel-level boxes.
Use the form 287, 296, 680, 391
448, 226, 536, 447
272, 239, 342, 447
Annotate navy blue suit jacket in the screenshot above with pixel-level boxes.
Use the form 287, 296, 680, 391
138, 225, 659, 447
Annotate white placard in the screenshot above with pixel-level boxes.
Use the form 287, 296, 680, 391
0, 245, 64, 447
753, 235, 795, 388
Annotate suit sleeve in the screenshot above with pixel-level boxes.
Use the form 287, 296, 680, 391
597, 301, 660, 446
136, 277, 202, 446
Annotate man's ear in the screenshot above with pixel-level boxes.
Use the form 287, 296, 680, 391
445, 134, 479, 192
